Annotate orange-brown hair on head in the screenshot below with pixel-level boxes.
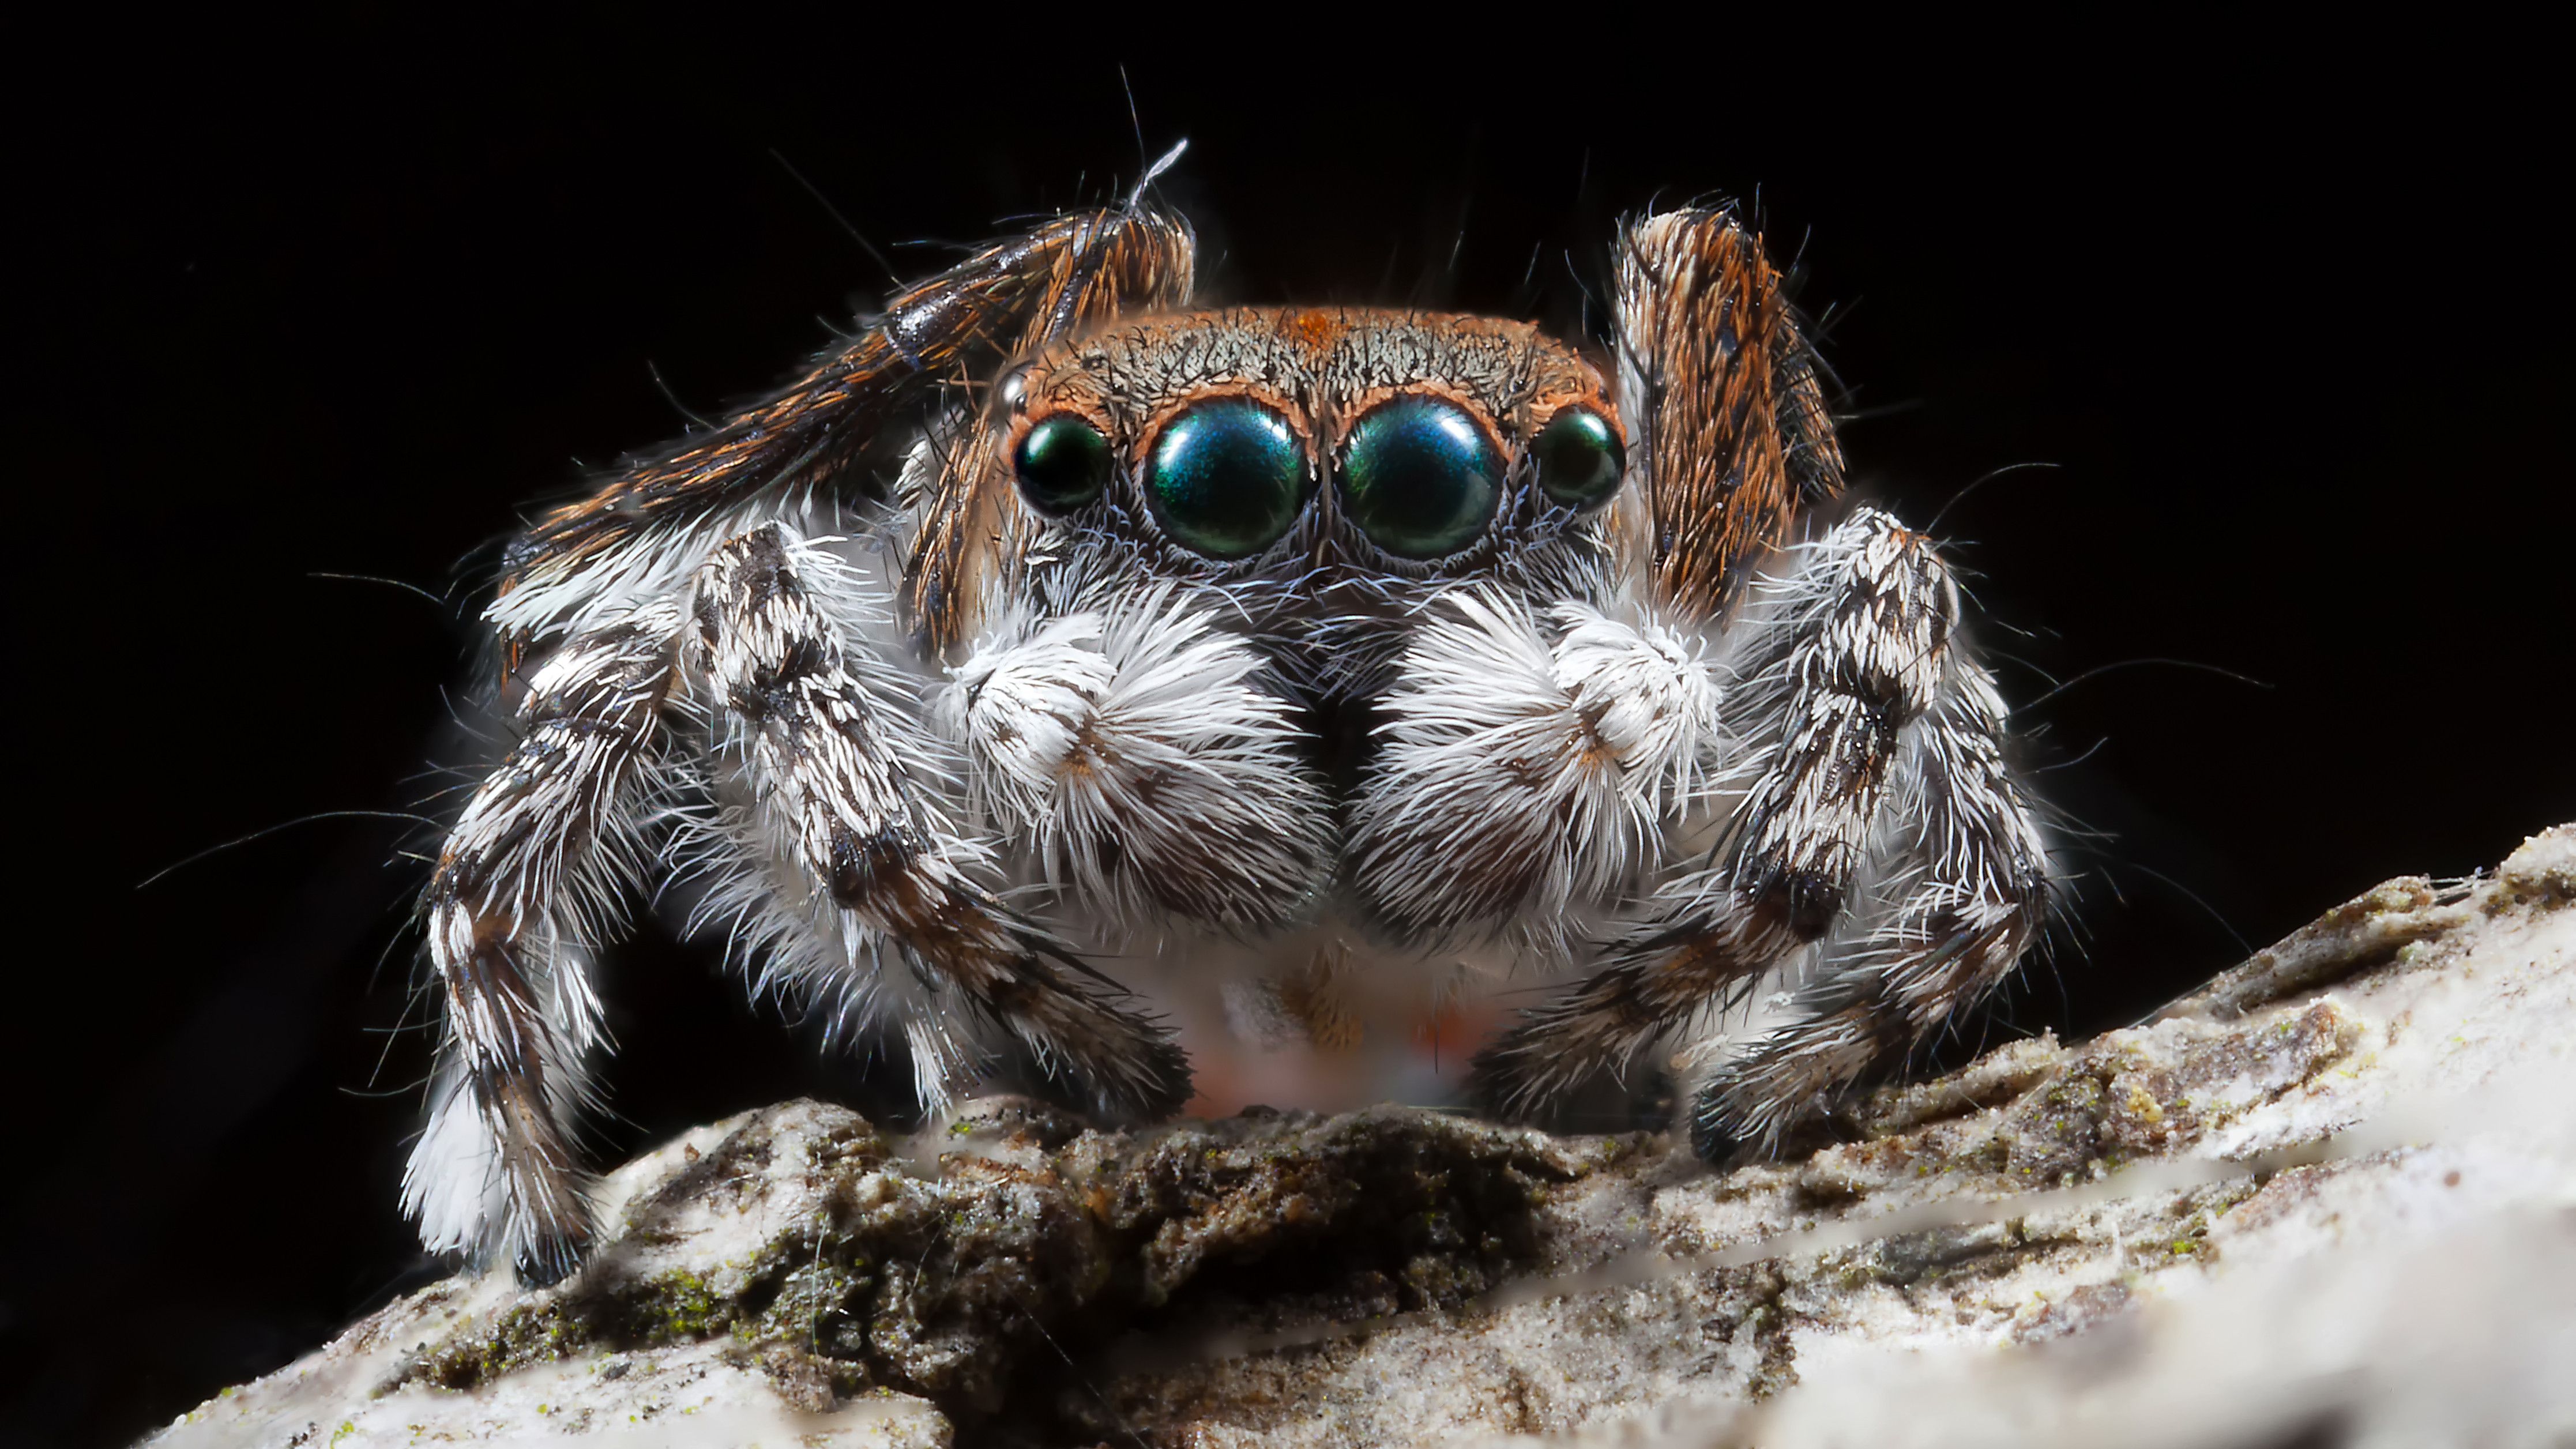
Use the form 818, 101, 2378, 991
1282, 308, 1341, 353
907, 306, 1619, 653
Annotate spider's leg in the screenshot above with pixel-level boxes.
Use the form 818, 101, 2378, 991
1472, 510, 2044, 1131
1688, 645, 2051, 1156
1465, 890, 1790, 1123
490, 204, 1195, 654
687, 524, 1191, 1117
407, 601, 681, 1284
950, 586, 1332, 935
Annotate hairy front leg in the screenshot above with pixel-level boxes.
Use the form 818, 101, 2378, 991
1690, 654, 2051, 1156
1472, 509, 2017, 1127
689, 524, 1191, 1116
495, 204, 1195, 646
407, 601, 680, 1283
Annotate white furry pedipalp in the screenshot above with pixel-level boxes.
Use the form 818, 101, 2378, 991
1350, 589, 1726, 949
1550, 599, 1729, 815
949, 586, 1332, 934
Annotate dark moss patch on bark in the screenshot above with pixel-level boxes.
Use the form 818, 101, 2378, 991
384, 1101, 1614, 1430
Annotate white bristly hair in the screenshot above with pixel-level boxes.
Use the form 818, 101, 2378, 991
948, 583, 1333, 937
404, 595, 682, 1271
668, 528, 981, 1100
1350, 587, 1727, 953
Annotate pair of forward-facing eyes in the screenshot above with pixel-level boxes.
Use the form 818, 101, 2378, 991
1009, 392, 1627, 562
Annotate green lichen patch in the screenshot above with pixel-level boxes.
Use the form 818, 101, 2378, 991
404, 1296, 584, 1390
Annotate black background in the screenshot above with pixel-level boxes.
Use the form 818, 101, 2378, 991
10, 24, 2569, 1446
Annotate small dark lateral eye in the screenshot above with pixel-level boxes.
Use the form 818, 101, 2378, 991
1145, 399, 1310, 559
1013, 415, 1112, 513
1337, 396, 1502, 559
1535, 408, 1625, 509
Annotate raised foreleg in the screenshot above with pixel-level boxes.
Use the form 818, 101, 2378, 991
1688, 653, 2051, 1155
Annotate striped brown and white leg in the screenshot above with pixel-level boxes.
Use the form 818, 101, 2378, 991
687, 524, 1191, 1117
1462, 199, 1862, 1120
1690, 656, 2051, 1155
405, 603, 680, 1284
1471, 510, 2047, 1148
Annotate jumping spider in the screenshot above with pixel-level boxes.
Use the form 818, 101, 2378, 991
408, 168, 2054, 1282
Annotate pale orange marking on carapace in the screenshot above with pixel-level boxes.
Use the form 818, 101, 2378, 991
1282, 308, 1342, 353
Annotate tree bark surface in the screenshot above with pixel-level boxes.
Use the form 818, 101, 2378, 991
149, 825, 2576, 1448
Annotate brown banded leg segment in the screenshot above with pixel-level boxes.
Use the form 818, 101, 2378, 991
1691, 658, 2052, 1157
491, 205, 1195, 658
1466, 208, 1850, 1119
1465, 891, 1787, 1121
405, 604, 680, 1284
1615, 206, 1846, 620
1469, 510, 1965, 1123
690, 525, 1191, 1116
1724, 508, 1957, 938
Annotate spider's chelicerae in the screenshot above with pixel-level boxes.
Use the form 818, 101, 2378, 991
408, 174, 2054, 1282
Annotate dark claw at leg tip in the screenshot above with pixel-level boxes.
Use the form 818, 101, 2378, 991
1688, 1106, 1747, 1165
515, 1239, 586, 1289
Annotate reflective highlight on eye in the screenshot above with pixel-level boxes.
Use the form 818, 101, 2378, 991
1144, 399, 1310, 559
1337, 396, 1502, 559
1534, 408, 1624, 509
1012, 414, 1111, 513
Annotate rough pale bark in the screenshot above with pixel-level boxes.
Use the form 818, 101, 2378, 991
151, 825, 2576, 1448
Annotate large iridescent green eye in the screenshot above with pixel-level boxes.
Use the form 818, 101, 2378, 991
1144, 398, 1310, 559
1337, 396, 1502, 559
1013, 414, 1112, 514
1535, 408, 1625, 509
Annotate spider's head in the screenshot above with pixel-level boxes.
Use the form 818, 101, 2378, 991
910, 308, 1644, 673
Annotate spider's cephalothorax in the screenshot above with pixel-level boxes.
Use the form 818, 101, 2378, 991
408, 191, 2052, 1283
